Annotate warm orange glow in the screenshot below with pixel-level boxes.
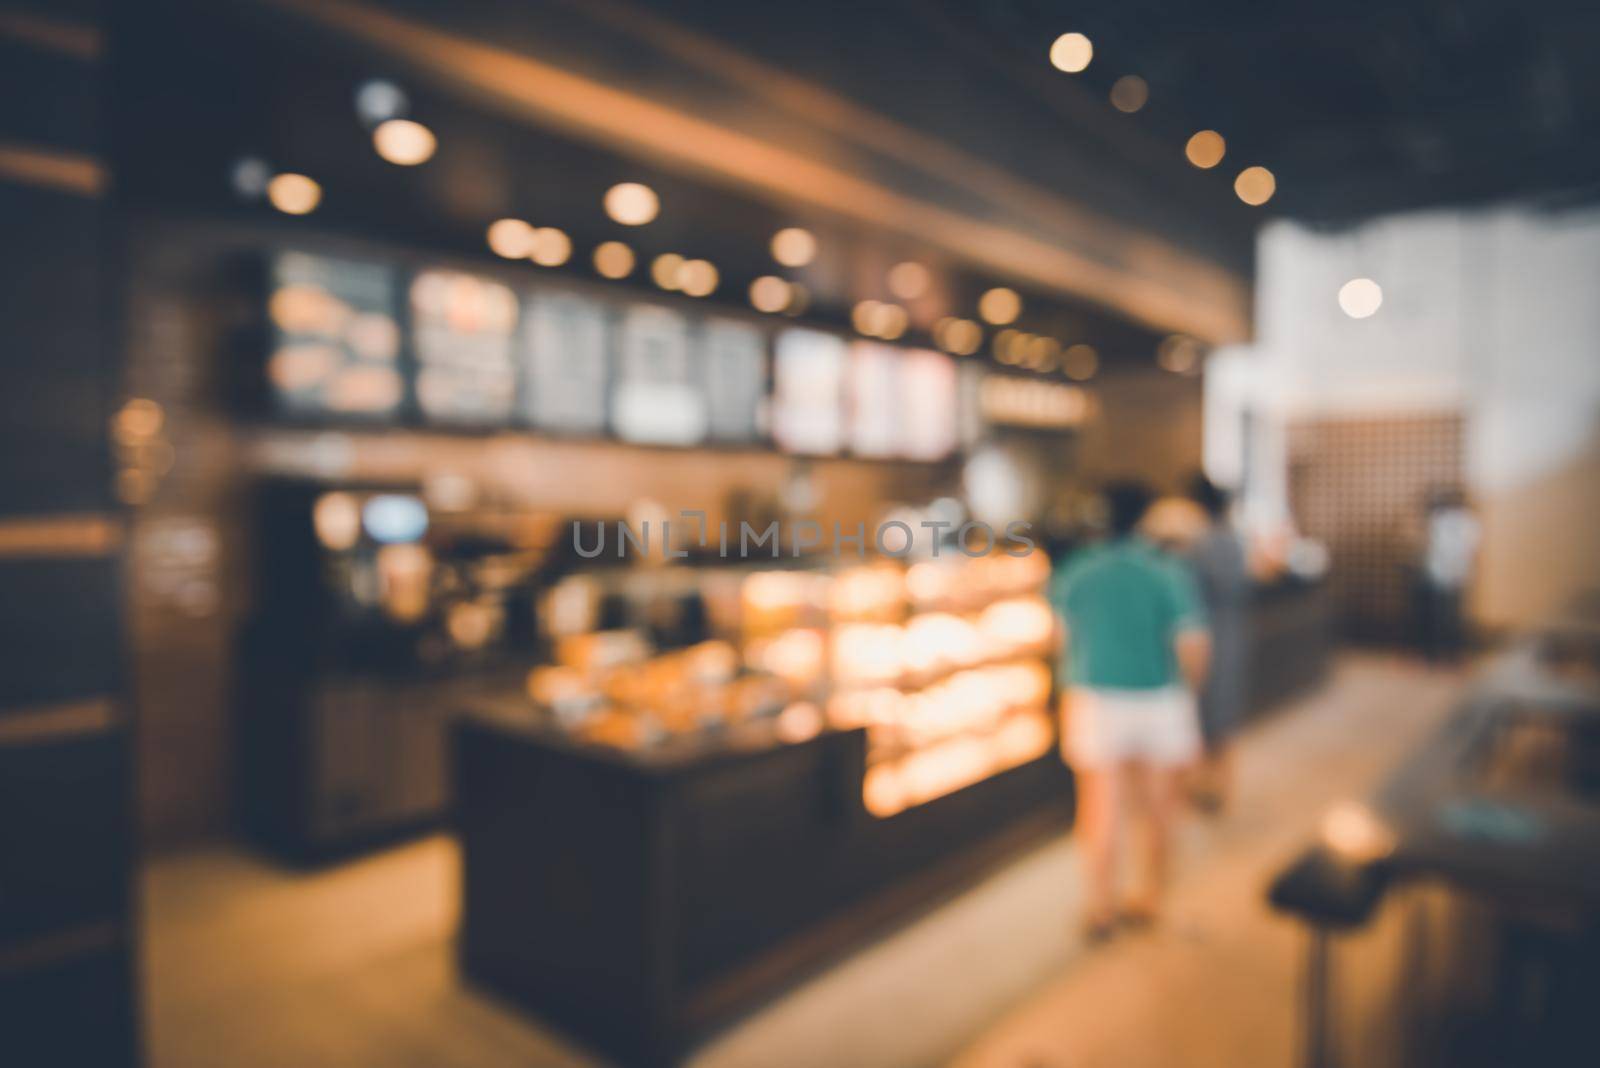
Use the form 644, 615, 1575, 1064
651, 252, 684, 290
1062, 343, 1098, 380
771, 227, 817, 267
593, 240, 635, 279
941, 317, 982, 356
678, 258, 718, 296
1026, 335, 1062, 371
1049, 32, 1092, 73
887, 261, 930, 300
372, 118, 436, 165
852, 300, 882, 336
978, 286, 1021, 325
267, 173, 321, 215
992, 328, 1020, 364
114, 398, 164, 442
1234, 165, 1276, 206
1109, 75, 1148, 113
1185, 130, 1226, 169
749, 274, 790, 313
487, 218, 535, 258
529, 227, 571, 267
1157, 334, 1202, 374
875, 303, 907, 340
783, 281, 810, 316
603, 181, 659, 225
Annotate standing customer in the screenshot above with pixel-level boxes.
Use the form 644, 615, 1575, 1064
1051, 482, 1210, 939
1184, 475, 1251, 813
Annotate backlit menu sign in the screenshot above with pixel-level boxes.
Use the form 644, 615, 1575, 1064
611, 305, 707, 445
700, 318, 766, 443
772, 328, 846, 455
266, 252, 403, 419
847, 341, 901, 458
410, 270, 519, 425
520, 292, 608, 434
897, 349, 958, 460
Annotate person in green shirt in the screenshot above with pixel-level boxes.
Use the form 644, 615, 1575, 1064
1050, 481, 1211, 939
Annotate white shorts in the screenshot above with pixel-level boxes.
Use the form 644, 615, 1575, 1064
1061, 686, 1201, 769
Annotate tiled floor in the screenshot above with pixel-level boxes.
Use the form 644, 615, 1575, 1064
142, 654, 1464, 1068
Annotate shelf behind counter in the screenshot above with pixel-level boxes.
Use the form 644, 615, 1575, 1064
453, 698, 1073, 1067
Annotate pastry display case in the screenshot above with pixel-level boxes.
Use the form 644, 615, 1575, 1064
454, 546, 1071, 1066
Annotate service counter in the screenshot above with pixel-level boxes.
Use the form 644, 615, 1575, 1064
1246, 577, 1334, 717
453, 702, 1072, 1066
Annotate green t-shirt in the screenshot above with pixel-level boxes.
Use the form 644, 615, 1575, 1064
1049, 537, 1207, 690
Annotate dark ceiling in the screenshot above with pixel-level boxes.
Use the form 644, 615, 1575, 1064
645, 0, 1600, 222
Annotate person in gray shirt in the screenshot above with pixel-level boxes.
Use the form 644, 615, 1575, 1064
1185, 475, 1250, 812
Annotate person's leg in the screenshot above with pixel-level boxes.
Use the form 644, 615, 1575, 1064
1075, 762, 1124, 931
1128, 760, 1183, 918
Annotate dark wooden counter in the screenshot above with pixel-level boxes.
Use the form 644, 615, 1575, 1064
453, 709, 1073, 1066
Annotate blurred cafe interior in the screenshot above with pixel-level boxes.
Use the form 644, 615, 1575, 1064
3, 1, 1600, 1066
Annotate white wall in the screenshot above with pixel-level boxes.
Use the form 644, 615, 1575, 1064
1208, 204, 1600, 628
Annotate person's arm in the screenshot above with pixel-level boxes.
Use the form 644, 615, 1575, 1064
1165, 557, 1211, 691
1175, 626, 1211, 692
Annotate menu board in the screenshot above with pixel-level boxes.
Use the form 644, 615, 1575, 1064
266, 252, 403, 418
898, 349, 959, 460
410, 269, 519, 425
611, 305, 707, 445
772, 328, 846, 455
700, 318, 766, 442
520, 292, 609, 434
847, 341, 901, 458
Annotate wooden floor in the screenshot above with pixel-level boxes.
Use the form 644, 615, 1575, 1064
142, 654, 1464, 1068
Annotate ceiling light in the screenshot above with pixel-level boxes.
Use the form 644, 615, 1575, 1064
978, 287, 1021, 325
652, 253, 684, 290
487, 218, 535, 258
604, 182, 659, 226
1109, 75, 1149, 113
852, 300, 883, 336
887, 261, 930, 300
678, 258, 718, 297
372, 119, 436, 165
1185, 130, 1226, 169
267, 173, 321, 215
1157, 335, 1202, 374
771, 227, 817, 267
1062, 343, 1098, 380
1338, 278, 1383, 319
354, 80, 407, 126
750, 275, 791, 313
1234, 166, 1276, 206
942, 318, 982, 356
1049, 33, 1092, 73
783, 282, 810, 316
593, 241, 635, 279
530, 227, 571, 267
1028, 336, 1063, 370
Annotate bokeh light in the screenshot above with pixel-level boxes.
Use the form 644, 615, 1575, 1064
372, 119, 436, 165
1234, 166, 1277, 206
267, 173, 321, 215
1049, 33, 1093, 73
604, 182, 659, 226
487, 218, 535, 258
1185, 130, 1226, 169
978, 287, 1022, 325
771, 227, 817, 267
593, 241, 635, 279
1338, 277, 1383, 319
